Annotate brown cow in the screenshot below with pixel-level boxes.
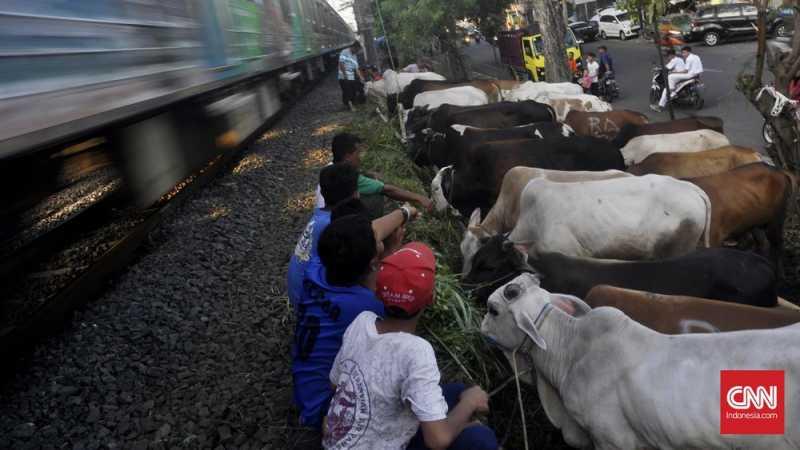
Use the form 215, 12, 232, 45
688, 163, 795, 269
564, 110, 649, 140
612, 116, 724, 147
584, 285, 800, 334
627, 146, 764, 178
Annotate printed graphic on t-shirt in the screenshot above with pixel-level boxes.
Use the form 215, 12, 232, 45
294, 219, 315, 262
324, 359, 371, 449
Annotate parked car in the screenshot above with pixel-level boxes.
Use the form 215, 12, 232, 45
570, 20, 599, 41
686, 3, 758, 46
593, 8, 640, 40
768, 6, 795, 37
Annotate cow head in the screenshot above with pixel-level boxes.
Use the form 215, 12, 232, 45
431, 165, 454, 213
481, 273, 592, 352
481, 273, 546, 351
462, 234, 537, 304
461, 208, 491, 275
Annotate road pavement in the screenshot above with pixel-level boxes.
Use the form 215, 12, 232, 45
463, 37, 765, 150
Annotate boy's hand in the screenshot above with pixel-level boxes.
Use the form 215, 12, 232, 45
418, 197, 433, 212
460, 386, 490, 414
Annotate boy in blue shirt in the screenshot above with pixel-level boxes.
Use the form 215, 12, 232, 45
287, 163, 358, 307
292, 214, 386, 429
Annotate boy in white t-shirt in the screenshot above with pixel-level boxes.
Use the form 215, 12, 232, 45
322, 242, 498, 450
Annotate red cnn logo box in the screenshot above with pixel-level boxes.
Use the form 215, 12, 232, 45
720, 370, 784, 435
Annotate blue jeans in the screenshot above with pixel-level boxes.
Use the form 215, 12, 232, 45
406, 383, 499, 450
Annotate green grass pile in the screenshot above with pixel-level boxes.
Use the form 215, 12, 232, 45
345, 112, 571, 449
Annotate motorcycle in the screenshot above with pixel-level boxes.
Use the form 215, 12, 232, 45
649, 65, 704, 110
597, 71, 619, 103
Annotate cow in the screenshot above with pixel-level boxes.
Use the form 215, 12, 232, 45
627, 145, 765, 178
621, 129, 730, 166
430, 136, 625, 216
688, 163, 796, 270
505, 81, 584, 100
585, 285, 800, 334
612, 115, 724, 148
407, 101, 555, 166
535, 94, 613, 121
564, 110, 649, 140
377, 70, 447, 113
538, 250, 778, 307
411, 86, 489, 110
399, 79, 518, 109
460, 166, 633, 274
418, 122, 574, 168
481, 273, 800, 450
462, 175, 712, 301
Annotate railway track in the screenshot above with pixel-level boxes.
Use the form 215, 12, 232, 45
0, 80, 320, 361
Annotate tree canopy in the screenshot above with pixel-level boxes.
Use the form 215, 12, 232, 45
375, 0, 514, 78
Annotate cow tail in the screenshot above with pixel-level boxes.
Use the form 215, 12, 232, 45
697, 185, 713, 248
491, 81, 504, 102
546, 103, 557, 122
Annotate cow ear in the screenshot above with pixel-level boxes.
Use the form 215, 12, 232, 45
513, 309, 547, 350
468, 208, 482, 227
514, 243, 530, 256
550, 294, 592, 318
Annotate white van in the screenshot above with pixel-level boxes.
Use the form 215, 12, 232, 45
592, 8, 640, 40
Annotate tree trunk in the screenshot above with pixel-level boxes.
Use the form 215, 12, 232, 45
353, 0, 377, 64
531, 0, 572, 82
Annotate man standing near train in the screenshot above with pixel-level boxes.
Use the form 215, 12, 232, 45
338, 41, 365, 111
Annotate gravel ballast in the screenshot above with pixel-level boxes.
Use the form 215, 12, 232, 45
0, 77, 348, 449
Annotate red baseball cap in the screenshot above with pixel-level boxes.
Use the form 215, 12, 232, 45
376, 242, 436, 316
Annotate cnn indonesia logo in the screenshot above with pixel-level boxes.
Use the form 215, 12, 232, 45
720, 370, 784, 435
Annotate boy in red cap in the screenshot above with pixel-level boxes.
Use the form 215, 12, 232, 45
322, 242, 498, 450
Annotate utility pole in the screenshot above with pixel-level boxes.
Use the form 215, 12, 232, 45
562, 0, 569, 24
353, 0, 377, 64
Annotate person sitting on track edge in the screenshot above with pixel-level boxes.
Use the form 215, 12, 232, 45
322, 241, 499, 450
314, 132, 433, 216
287, 163, 358, 308
291, 201, 420, 431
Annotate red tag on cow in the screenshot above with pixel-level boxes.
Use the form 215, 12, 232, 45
720, 370, 784, 435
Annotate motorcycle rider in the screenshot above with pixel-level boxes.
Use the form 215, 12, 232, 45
651, 48, 686, 112
598, 45, 614, 78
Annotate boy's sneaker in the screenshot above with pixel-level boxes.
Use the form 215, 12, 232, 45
650, 104, 663, 112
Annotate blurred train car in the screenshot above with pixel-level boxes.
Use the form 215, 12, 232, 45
0, 0, 354, 205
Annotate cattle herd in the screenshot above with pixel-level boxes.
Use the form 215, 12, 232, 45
367, 71, 800, 448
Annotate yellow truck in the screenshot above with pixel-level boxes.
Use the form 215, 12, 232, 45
498, 25, 583, 81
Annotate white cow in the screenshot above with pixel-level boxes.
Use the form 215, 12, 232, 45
621, 129, 731, 166
536, 93, 613, 121
412, 86, 489, 109
380, 69, 446, 95
460, 166, 633, 274
506, 81, 584, 101
507, 175, 711, 260
481, 273, 800, 450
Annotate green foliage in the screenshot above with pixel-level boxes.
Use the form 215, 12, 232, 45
376, 0, 513, 65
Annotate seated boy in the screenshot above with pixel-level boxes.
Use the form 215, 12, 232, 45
314, 133, 432, 213
287, 163, 358, 307
292, 214, 386, 429
323, 242, 499, 450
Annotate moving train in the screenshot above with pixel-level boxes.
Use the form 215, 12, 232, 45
0, 0, 354, 205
